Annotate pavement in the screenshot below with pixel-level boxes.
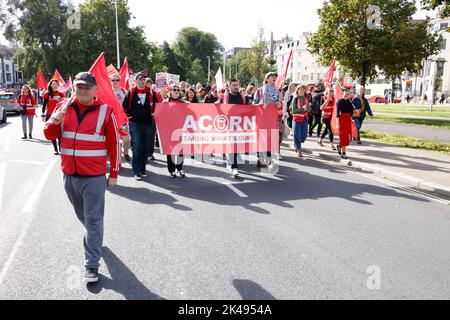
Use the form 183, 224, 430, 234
1, 115, 450, 300
363, 119, 450, 143
375, 113, 450, 122
302, 134, 450, 199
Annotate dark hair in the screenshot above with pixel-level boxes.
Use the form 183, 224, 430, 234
47, 80, 59, 98
186, 87, 199, 103
229, 79, 239, 85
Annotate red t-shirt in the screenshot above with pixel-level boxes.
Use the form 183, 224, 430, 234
43, 91, 65, 116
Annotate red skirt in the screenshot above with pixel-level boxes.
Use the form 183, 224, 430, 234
339, 113, 352, 147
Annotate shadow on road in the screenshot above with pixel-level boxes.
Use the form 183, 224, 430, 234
233, 279, 276, 300
86, 246, 166, 300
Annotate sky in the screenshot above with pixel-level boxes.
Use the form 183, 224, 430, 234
1, 0, 437, 49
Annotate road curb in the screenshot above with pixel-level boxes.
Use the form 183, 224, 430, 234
310, 149, 450, 199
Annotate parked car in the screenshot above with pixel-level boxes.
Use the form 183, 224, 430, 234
367, 96, 385, 103
0, 92, 20, 114
0, 105, 7, 124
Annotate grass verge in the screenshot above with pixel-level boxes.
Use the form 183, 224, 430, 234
360, 130, 450, 154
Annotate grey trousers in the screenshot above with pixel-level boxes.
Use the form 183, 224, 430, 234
21, 115, 33, 135
63, 174, 107, 269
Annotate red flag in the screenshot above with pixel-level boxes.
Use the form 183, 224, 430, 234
89, 52, 128, 129
323, 59, 336, 89
51, 69, 66, 85
37, 71, 47, 89
59, 77, 73, 95
275, 49, 293, 89
119, 57, 130, 91
107, 64, 119, 77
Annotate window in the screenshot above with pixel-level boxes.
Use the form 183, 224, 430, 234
440, 23, 448, 31
365, 89, 372, 96
5, 64, 10, 72
6, 73, 11, 82
440, 39, 446, 50
302, 75, 309, 81
437, 61, 445, 77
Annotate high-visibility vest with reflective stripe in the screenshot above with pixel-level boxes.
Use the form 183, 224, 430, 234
322, 99, 334, 119
293, 97, 308, 123
18, 95, 36, 116
60, 103, 112, 176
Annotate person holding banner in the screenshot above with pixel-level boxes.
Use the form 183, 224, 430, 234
43, 72, 121, 283
219, 79, 251, 178
123, 72, 160, 180
204, 85, 219, 104
336, 89, 354, 160
41, 80, 64, 154
253, 72, 280, 169
163, 84, 186, 178
318, 87, 336, 150
17, 85, 38, 140
292, 84, 311, 158
185, 87, 200, 103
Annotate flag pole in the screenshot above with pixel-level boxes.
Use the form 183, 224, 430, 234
115, 0, 121, 69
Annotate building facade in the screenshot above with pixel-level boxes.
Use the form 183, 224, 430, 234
0, 44, 22, 89
272, 32, 329, 85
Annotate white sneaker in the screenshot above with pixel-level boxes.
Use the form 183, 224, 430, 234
232, 169, 239, 178
169, 172, 176, 178
178, 170, 186, 177
226, 165, 233, 172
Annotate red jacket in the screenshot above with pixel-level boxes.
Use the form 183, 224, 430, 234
44, 98, 121, 178
17, 94, 38, 116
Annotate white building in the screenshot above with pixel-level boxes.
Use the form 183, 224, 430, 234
272, 32, 329, 84
0, 44, 22, 88
421, 16, 450, 100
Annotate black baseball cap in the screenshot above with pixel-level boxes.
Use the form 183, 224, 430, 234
74, 72, 97, 87
135, 72, 146, 80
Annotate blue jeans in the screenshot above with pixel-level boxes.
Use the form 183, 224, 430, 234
293, 120, 308, 150
129, 122, 153, 176
354, 118, 363, 141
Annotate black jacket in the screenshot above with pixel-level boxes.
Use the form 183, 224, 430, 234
123, 87, 158, 124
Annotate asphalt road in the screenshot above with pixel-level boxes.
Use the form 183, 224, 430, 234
0, 114, 449, 300
364, 119, 450, 143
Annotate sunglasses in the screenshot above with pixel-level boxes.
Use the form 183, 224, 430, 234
111, 79, 120, 82
172, 89, 180, 92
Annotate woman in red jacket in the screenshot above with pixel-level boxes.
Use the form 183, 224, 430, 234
41, 80, 64, 154
17, 84, 38, 140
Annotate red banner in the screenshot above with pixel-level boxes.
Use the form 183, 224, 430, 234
275, 49, 293, 89
51, 69, 66, 85
154, 103, 279, 155
323, 59, 336, 89
89, 52, 128, 129
119, 57, 130, 91
37, 71, 47, 89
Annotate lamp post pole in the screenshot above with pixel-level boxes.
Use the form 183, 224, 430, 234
115, 0, 121, 69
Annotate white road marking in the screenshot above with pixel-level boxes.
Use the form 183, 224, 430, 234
12, 160, 46, 165
0, 163, 6, 212
222, 182, 248, 198
0, 159, 57, 285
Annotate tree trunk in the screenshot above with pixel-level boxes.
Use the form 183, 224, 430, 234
360, 61, 368, 87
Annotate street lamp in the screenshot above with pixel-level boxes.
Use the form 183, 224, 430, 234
207, 56, 211, 83
114, 0, 121, 69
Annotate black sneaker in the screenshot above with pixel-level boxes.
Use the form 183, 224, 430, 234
21, 135, 27, 140
357, 140, 362, 145
84, 268, 99, 283
29, 134, 32, 139
337, 145, 342, 155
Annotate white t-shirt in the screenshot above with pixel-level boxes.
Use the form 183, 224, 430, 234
114, 88, 126, 104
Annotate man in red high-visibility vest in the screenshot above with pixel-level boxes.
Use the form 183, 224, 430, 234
44, 72, 121, 284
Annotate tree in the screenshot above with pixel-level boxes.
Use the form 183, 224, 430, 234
308, 0, 441, 86
246, 27, 276, 87
1, 0, 71, 79
161, 41, 183, 76
421, 0, 450, 18
172, 27, 223, 83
